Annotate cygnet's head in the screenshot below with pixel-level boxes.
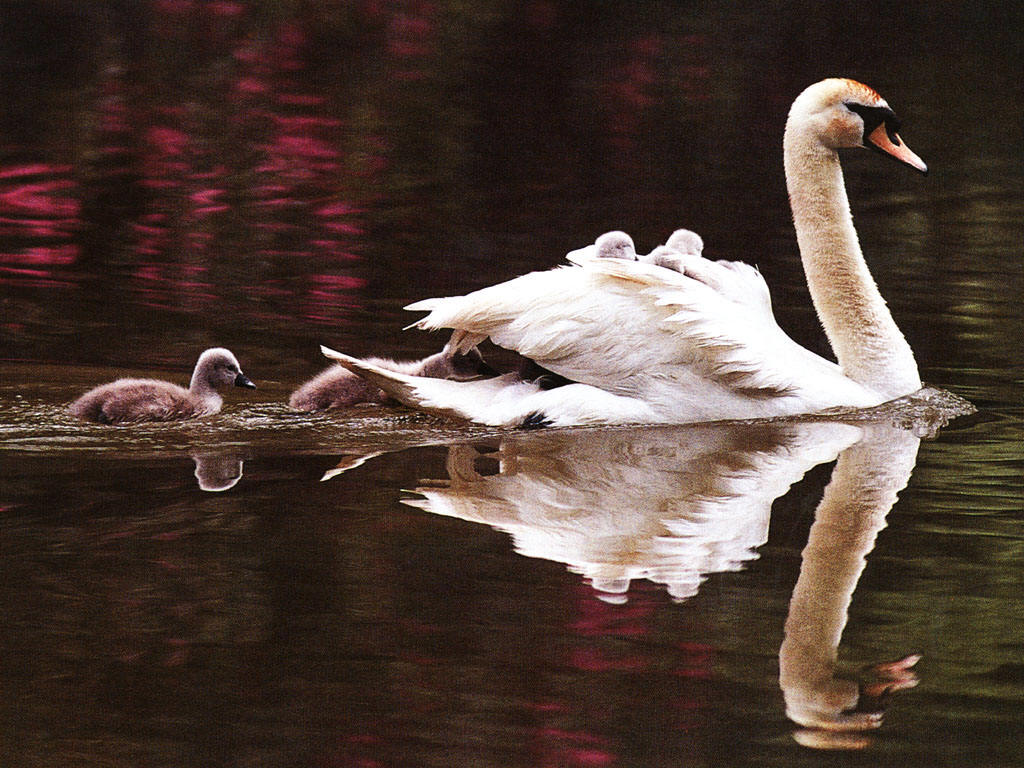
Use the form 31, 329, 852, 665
420, 347, 495, 380
664, 228, 704, 257
565, 230, 636, 263
192, 347, 256, 391
594, 231, 637, 260
448, 347, 497, 378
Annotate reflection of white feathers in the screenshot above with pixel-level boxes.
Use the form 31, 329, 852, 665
404, 421, 863, 601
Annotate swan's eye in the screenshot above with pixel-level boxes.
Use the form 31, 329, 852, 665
844, 102, 902, 144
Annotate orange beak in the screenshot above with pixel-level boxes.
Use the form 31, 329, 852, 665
866, 123, 928, 174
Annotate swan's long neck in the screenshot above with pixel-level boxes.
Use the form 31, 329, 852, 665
783, 123, 920, 398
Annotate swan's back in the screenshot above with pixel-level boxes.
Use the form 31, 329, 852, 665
407, 255, 870, 421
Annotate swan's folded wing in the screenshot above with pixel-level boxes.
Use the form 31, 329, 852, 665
319, 346, 544, 425
406, 258, 837, 402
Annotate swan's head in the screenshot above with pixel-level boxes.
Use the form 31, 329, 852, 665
787, 78, 927, 174
195, 347, 256, 390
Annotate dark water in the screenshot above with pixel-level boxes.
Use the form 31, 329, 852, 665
2, 2, 1022, 766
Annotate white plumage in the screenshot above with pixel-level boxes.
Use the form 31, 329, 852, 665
322, 78, 929, 428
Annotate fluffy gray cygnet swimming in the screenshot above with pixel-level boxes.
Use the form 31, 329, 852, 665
69, 347, 256, 423
288, 347, 492, 411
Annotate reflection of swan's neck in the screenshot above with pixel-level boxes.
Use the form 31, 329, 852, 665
779, 427, 920, 729
783, 123, 921, 398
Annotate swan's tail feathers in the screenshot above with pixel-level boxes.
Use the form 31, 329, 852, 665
318, 345, 519, 425
404, 297, 442, 313
319, 346, 434, 408
403, 297, 448, 331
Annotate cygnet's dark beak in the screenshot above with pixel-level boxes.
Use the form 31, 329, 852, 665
234, 373, 256, 389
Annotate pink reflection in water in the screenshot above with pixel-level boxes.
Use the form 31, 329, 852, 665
386, 2, 438, 81
0, 7, 426, 337
603, 36, 662, 154
0, 163, 81, 288
600, 33, 711, 155
0, 244, 78, 265
70, 13, 380, 323
526, 582, 714, 765
225, 19, 385, 325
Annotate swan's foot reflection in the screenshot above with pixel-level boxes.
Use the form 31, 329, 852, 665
791, 654, 921, 749
858, 653, 920, 703
788, 652, 920, 739
320, 451, 384, 481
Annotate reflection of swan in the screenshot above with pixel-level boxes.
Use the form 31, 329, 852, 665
405, 421, 864, 602
384, 400, 969, 744
192, 453, 244, 492
69, 348, 256, 423
321, 78, 932, 427
780, 424, 922, 747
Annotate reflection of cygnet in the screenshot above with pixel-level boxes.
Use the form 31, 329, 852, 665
192, 453, 244, 492
69, 347, 256, 423
640, 228, 704, 271
289, 347, 492, 411
565, 230, 637, 263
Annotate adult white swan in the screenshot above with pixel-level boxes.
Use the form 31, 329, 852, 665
322, 78, 930, 428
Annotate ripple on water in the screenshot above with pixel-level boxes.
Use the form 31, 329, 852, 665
0, 380, 979, 459
0, 396, 500, 458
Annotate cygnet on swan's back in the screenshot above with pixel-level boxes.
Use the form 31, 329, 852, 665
69, 347, 256, 424
565, 231, 637, 263
289, 347, 493, 412
640, 228, 704, 271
